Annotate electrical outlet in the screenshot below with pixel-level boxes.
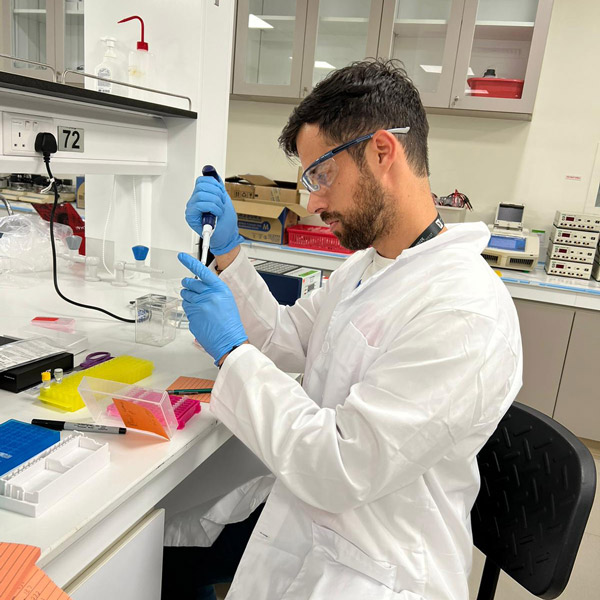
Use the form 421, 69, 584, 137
2, 112, 54, 157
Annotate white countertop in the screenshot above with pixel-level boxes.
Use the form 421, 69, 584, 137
243, 241, 600, 311
0, 269, 229, 586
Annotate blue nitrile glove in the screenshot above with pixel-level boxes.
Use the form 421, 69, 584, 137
185, 175, 245, 255
178, 252, 248, 365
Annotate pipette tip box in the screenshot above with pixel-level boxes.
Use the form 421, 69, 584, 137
0, 431, 109, 517
78, 377, 180, 439
0, 419, 60, 476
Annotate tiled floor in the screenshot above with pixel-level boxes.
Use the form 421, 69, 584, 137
215, 440, 600, 600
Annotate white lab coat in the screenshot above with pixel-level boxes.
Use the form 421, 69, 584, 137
168, 222, 522, 599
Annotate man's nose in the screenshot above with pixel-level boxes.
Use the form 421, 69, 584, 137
307, 191, 328, 215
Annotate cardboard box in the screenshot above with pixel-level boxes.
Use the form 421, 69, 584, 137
232, 199, 309, 245
225, 174, 300, 205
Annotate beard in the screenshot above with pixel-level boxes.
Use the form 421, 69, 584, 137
321, 168, 395, 251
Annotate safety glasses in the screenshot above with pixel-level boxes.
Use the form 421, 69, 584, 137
300, 127, 410, 193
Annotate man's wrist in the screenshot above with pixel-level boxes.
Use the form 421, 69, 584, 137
215, 245, 241, 274
217, 340, 249, 368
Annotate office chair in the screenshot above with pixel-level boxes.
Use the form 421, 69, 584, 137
472, 401, 596, 599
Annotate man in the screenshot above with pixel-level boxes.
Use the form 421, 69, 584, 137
167, 59, 522, 599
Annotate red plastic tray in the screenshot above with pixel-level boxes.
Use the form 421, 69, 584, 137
467, 77, 524, 99
286, 224, 353, 254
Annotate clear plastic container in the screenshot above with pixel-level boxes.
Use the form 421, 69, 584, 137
78, 376, 178, 439
135, 294, 178, 347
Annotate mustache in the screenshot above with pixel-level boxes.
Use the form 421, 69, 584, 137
320, 211, 343, 223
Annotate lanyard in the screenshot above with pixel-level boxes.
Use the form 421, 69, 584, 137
409, 213, 445, 248
356, 212, 445, 288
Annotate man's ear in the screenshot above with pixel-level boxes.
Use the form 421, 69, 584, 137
369, 129, 399, 174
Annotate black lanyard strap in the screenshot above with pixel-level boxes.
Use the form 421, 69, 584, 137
409, 213, 445, 248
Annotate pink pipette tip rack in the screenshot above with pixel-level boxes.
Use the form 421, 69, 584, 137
105, 393, 201, 430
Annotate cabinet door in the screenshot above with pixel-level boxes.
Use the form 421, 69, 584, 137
55, 0, 84, 81
377, 0, 465, 108
514, 299, 574, 418
66, 510, 164, 600
299, 0, 384, 98
232, 0, 309, 97
450, 0, 553, 113
0, 0, 56, 81
554, 309, 600, 441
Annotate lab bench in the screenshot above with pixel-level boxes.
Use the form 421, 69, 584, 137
0, 270, 246, 598
244, 241, 600, 441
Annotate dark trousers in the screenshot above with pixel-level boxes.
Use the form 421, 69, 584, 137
161, 503, 265, 600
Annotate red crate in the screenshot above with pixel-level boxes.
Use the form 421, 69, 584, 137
467, 77, 524, 99
286, 225, 353, 254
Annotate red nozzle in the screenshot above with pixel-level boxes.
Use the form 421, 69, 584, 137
117, 15, 148, 51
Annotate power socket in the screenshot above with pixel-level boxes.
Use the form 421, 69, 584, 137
2, 112, 54, 157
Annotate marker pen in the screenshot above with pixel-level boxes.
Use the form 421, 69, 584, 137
32, 419, 126, 434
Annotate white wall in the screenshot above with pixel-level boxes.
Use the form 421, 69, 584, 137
225, 0, 600, 237
83, 0, 234, 275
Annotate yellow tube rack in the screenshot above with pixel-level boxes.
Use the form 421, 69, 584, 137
39, 356, 154, 412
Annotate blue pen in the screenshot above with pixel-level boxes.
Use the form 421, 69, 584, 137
200, 165, 220, 265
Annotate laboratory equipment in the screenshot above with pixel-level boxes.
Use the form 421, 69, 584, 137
135, 294, 178, 346
117, 15, 153, 101
592, 260, 600, 282
53, 368, 64, 383
106, 394, 201, 430
112, 245, 163, 286
78, 377, 180, 439
200, 165, 220, 265
38, 355, 154, 411
0, 420, 60, 477
31, 316, 76, 333
546, 243, 595, 263
544, 259, 593, 279
553, 211, 600, 232
251, 259, 322, 306
41, 371, 51, 389
0, 432, 109, 517
482, 203, 540, 271
0, 336, 74, 393
549, 226, 599, 248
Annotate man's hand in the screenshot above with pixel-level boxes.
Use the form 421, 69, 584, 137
185, 175, 245, 255
179, 253, 248, 365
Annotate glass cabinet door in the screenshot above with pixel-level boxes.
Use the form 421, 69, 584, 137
300, 0, 383, 96
233, 0, 309, 97
451, 0, 554, 113
0, 0, 56, 80
61, 0, 84, 74
377, 0, 465, 108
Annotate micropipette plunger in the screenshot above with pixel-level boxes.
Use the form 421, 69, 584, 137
200, 165, 219, 265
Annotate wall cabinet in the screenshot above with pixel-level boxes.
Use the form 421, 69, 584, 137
233, 0, 383, 99
232, 0, 554, 116
514, 299, 600, 442
0, 0, 84, 82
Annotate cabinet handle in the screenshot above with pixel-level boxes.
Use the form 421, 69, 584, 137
452, 95, 459, 107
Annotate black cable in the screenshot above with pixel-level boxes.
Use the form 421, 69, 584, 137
43, 155, 135, 323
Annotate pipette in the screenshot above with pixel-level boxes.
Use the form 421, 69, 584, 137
200, 165, 219, 265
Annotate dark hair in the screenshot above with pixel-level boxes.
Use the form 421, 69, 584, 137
279, 59, 429, 177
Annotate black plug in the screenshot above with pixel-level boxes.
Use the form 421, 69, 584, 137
34, 132, 58, 159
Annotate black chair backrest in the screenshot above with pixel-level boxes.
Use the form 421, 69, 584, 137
472, 401, 596, 599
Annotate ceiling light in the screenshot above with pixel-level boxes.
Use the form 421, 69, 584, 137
248, 14, 273, 29
314, 60, 335, 69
